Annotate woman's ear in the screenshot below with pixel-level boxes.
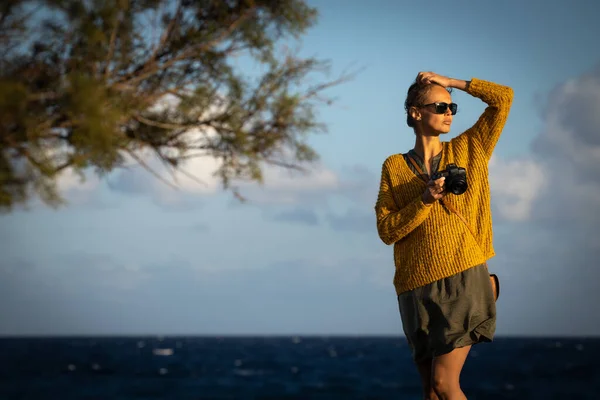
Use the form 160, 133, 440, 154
409, 106, 421, 122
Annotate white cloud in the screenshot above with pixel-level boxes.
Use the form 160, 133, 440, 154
529, 67, 600, 224
110, 91, 343, 205
534, 74, 600, 173
488, 65, 600, 335
103, 146, 341, 209
488, 66, 600, 227
261, 165, 339, 191
56, 167, 102, 205
233, 164, 340, 205
144, 148, 223, 196
489, 155, 546, 222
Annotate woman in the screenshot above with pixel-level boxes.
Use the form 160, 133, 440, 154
374, 71, 513, 400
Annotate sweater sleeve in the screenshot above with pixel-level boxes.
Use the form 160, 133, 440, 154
375, 161, 433, 245
460, 78, 514, 159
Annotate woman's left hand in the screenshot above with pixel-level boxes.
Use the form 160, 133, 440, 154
417, 71, 452, 88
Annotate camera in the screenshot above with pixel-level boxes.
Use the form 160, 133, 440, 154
431, 163, 468, 195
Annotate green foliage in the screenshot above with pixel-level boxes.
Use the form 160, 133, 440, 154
0, 0, 352, 210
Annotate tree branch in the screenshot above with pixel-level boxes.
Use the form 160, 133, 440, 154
120, 7, 257, 86
27, 91, 60, 102
299, 66, 363, 103
148, 0, 183, 63
133, 114, 188, 130
175, 165, 209, 188
125, 148, 179, 190
103, 5, 124, 80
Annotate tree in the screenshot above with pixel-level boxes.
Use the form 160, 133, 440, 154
0, 0, 353, 211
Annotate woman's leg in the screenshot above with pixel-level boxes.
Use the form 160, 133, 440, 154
431, 345, 471, 400
416, 358, 439, 400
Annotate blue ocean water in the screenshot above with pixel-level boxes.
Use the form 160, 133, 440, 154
0, 336, 598, 399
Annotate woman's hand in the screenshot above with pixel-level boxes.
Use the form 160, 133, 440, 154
422, 176, 446, 205
417, 71, 469, 91
417, 71, 452, 88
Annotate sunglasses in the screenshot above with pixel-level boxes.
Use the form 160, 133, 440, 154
418, 102, 458, 115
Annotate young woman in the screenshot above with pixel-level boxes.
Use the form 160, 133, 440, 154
374, 72, 513, 400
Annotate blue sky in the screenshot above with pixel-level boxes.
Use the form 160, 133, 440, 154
2, 0, 600, 337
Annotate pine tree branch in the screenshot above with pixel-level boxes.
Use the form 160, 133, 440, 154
133, 114, 188, 130
120, 6, 256, 87
125, 148, 178, 190
27, 91, 60, 102
103, 4, 124, 80
148, 0, 183, 63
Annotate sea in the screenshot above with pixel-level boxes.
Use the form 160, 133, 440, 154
0, 336, 598, 399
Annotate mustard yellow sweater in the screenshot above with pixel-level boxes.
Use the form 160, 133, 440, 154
375, 78, 514, 295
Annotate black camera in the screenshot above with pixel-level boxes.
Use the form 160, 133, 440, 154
431, 163, 468, 195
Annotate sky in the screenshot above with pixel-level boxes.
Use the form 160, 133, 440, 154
1, 0, 600, 337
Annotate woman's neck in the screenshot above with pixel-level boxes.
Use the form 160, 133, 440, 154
413, 134, 443, 161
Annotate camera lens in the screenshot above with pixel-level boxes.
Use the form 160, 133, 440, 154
450, 179, 468, 195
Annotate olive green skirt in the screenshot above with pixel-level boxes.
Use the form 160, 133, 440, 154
397, 263, 496, 363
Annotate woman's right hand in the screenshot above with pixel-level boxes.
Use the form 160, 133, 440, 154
422, 177, 446, 205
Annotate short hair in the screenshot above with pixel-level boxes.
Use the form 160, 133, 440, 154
404, 81, 452, 128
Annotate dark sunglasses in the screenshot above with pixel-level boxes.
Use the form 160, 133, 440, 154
418, 102, 458, 115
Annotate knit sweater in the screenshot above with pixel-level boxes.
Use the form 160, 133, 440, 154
375, 78, 514, 295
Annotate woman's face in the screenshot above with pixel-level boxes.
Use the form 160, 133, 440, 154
412, 85, 454, 135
